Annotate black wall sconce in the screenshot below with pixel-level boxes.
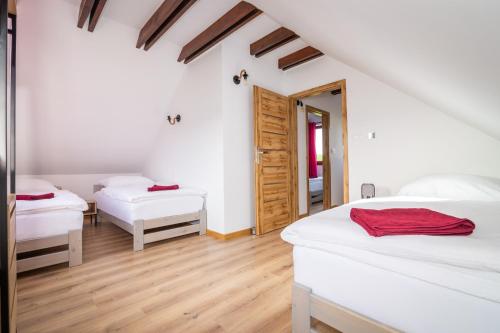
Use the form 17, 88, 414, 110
233, 69, 249, 85
167, 114, 181, 125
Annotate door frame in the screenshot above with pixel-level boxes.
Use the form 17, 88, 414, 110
289, 79, 349, 221
305, 105, 331, 215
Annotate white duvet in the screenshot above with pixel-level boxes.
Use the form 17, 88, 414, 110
99, 184, 207, 203
282, 196, 500, 273
16, 190, 88, 215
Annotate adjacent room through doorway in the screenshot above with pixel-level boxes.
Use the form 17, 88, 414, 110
294, 84, 347, 217
305, 106, 328, 215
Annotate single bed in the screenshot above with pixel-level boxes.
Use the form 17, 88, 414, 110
309, 176, 323, 203
93, 176, 207, 251
282, 174, 500, 332
16, 179, 87, 273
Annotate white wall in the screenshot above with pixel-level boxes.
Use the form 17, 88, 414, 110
283, 56, 500, 200
220, 19, 287, 233
143, 46, 225, 233
301, 93, 344, 210
17, 0, 185, 175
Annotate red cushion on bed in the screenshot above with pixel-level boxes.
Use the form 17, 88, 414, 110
147, 185, 179, 192
16, 193, 55, 200
350, 207, 475, 237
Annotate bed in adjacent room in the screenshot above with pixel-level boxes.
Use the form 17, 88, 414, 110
309, 176, 323, 204
282, 174, 500, 333
16, 179, 88, 272
94, 176, 207, 251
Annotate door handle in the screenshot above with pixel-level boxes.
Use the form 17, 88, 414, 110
255, 148, 264, 164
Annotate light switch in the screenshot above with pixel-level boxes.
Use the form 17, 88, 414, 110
368, 132, 376, 140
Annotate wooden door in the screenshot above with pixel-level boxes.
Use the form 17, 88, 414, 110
254, 86, 292, 235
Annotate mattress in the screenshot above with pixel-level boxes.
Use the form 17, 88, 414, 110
16, 190, 88, 215
309, 177, 323, 193
95, 191, 204, 224
16, 210, 83, 242
294, 246, 500, 333
282, 196, 500, 273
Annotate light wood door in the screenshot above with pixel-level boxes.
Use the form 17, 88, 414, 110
254, 86, 292, 235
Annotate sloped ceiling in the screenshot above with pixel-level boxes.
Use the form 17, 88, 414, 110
247, 0, 500, 140
64, 0, 500, 140
63, 0, 244, 46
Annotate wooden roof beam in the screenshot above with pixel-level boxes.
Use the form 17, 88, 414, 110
178, 1, 262, 64
250, 27, 299, 58
77, 0, 95, 29
88, 0, 107, 32
137, 0, 199, 51
278, 46, 324, 71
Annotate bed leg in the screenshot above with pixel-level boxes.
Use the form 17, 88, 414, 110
68, 229, 82, 267
293, 282, 311, 333
199, 208, 207, 236
133, 220, 144, 251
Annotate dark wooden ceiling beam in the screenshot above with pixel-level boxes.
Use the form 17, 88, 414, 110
250, 27, 299, 58
88, 0, 107, 32
137, 0, 199, 51
278, 46, 324, 71
77, 0, 95, 29
178, 1, 262, 64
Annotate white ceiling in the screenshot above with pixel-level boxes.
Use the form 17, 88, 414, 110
249, 0, 500, 140
64, 0, 500, 140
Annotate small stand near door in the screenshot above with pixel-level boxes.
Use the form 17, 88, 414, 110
84, 201, 97, 225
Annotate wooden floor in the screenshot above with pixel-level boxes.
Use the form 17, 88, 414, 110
17, 220, 338, 333
310, 202, 324, 215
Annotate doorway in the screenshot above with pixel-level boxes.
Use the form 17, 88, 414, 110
253, 80, 349, 234
290, 80, 349, 220
305, 106, 331, 215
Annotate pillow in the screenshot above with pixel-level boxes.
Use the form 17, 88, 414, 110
16, 178, 57, 193
398, 174, 500, 201
98, 176, 154, 188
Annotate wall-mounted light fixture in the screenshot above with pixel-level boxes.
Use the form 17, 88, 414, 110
233, 69, 249, 85
167, 114, 181, 125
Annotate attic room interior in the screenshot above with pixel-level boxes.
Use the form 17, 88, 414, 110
0, 0, 499, 332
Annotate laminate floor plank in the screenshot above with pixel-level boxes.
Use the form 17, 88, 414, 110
18, 221, 309, 333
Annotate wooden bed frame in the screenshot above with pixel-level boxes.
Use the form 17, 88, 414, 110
17, 229, 82, 273
94, 185, 207, 251
292, 282, 400, 333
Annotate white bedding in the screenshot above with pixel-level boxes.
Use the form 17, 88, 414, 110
16, 210, 83, 242
16, 190, 88, 215
95, 190, 204, 224
294, 246, 500, 333
309, 177, 323, 193
99, 184, 207, 203
282, 196, 500, 302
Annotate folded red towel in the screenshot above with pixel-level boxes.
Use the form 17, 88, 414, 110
16, 193, 55, 201
350, 208, 475, 237
147, 185, 179, 192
